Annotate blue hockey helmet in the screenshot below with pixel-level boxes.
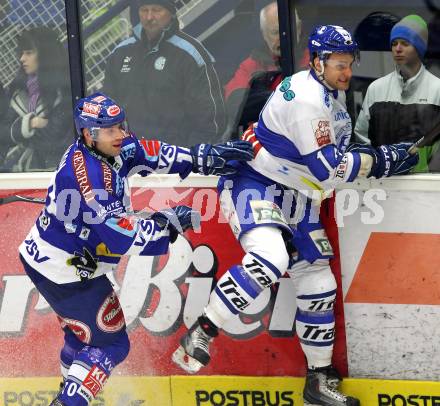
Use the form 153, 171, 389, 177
308, 25, 359, 63
74, 92, 126, 138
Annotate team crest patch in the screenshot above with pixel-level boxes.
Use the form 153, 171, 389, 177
312, 119, 332, 147
58, 316, 92, 344
97, 292, 125, 333
154, 56, 166, 71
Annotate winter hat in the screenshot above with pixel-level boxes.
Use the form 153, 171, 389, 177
136, 0, 177, 14
390, 14, 428, 58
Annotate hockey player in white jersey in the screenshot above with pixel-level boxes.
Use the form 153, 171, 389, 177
172, 25, 419, 406
18, 92, 254, 406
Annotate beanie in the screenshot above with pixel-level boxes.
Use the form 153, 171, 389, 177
136, 0, 177, 14
390, 14, 428, 58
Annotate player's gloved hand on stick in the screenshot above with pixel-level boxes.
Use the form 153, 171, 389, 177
191, 141, 254, 176
151, 205, 201, 243
347, 142, 419, 178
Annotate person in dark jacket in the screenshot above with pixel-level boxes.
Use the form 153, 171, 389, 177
354, 14, 440, 172
0, 27, 72, 172
103, 0, 226, 147
222, 2, 306, 140
223, 1, 282, 140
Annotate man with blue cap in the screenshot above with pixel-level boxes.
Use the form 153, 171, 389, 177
355, 14, 440, 172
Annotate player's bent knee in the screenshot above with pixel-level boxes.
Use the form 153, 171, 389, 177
211, 251, 286, 317
205, 227, 290, 327
242, 251, 284, 289
241, 226, 290, 272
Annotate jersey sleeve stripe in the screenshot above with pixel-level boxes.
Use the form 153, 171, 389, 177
255, 118, 303, 163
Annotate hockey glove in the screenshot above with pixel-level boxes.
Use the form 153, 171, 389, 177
150, 205, 201, 243
347, 142, 419, 178
191, 141, 254, 176
67, 247, 98, 282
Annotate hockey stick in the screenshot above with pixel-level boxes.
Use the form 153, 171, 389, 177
0, 194, 46, 206
0, 193, 153, 218
0, 194, 198, 231
408, 119, 440, 154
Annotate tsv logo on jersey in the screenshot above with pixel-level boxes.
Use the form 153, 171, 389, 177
24, 237, 50, 263
158, 145, 177, 169
120, 144, 136, 160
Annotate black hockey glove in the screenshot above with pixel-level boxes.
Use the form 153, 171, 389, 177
150, 205, 201, 243
191, 141, 254, 176
347, 142, 419, 178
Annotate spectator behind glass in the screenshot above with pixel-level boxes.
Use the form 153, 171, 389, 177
223, 1, 282, 140
0, 27, 72, 172
103, 0, 225, 147
354, 15, 440, 172
223, 2, 306, 140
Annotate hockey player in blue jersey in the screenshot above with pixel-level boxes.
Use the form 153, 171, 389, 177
172, 25, 419, 405
18, 92, 254, 406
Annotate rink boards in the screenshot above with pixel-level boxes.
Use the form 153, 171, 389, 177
2, 376, 440, 405
1, 174, 440, 405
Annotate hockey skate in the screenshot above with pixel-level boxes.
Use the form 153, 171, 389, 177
303, 366, 360, 406
172, 316, 218, 374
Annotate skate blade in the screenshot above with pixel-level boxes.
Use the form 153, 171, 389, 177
172, 345, 204, 374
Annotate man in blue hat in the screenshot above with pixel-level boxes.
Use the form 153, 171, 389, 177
103, 0, 226, 147
354, 14, 440, 172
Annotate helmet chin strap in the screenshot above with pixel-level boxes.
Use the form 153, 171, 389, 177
311, 59, 336, 91
82, 128, 112, 160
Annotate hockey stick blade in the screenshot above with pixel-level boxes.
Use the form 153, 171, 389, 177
0, 195, 45, 206
408, 119, 440, 154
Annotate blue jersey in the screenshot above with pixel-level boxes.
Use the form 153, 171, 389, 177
19, 134, 194, 284
244, 70, 366, 202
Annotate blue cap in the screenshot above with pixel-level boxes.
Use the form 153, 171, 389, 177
390, 15, 428, 58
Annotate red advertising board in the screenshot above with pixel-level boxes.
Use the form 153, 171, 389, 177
0, 187, 347, 377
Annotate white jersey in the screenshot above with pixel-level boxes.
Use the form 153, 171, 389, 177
247, 70, 362, 201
